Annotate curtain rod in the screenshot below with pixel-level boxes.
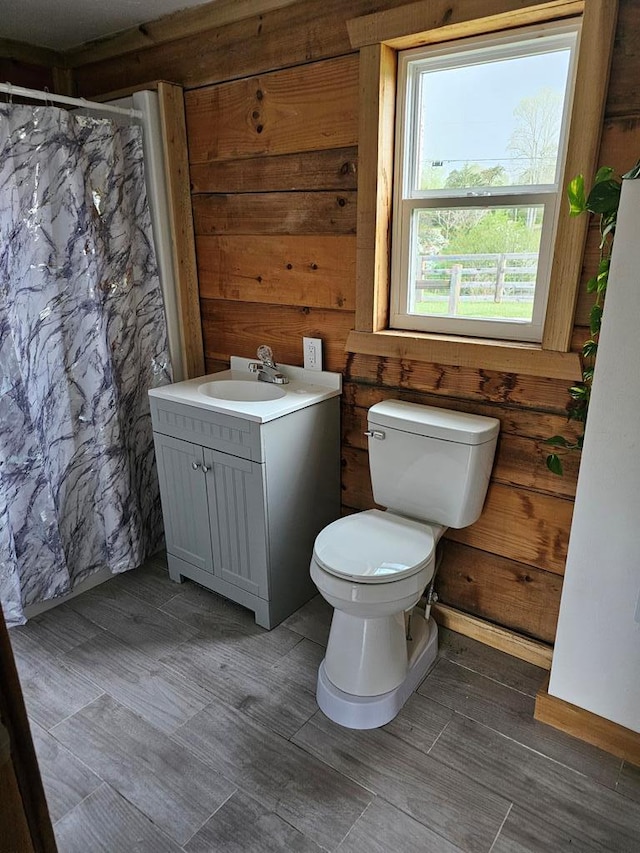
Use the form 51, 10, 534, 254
0, 82, 143, 119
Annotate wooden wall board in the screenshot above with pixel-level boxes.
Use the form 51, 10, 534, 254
184, 55, 358, 164
436, 541, 562, 644
200, 298, 354, 371
604, 0, 640, 118
190, 148, 358, 194
72, 0, 411, 96
341, 446, 573, 573
196, 234, 356, 310
0, 58, 54, 91
340, 381, 583, 443
344, 352, 575, 412
192, 191, 357, 235
342, 403, 578, 497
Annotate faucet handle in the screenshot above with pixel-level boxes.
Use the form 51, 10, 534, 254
257, 344, 275, 366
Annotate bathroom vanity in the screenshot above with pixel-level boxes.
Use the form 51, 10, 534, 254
149, 357, 341, 628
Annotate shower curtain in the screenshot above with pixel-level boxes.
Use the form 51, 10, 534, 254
0, 103, 171, 627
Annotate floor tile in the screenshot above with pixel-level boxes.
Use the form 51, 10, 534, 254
66, 581, 197, 660
63, 630, 212, 733
52, 694, 236, 845
431, 714, 640, 852
293, 710, 510, 852
160, 582, 301, 663
491, 804, 603, 853
53, 784, 183, 853
336, 798, 465, 852
617, 761, 640, 804
160, 634, 316, 739
184, 789, 323, 853
269, 637, 325, 694
101, 556, 180, 608
11, 603, 100, 656
18, 658, 104, 731
382, 692, 453, 754
281, 594, 333, 647
30, 722, 102, 823
173, 698, 373, 851
420, 658, 621, 787
437, 627, 548, 697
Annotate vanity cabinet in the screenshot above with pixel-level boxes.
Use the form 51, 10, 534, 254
150, 392, 340, 628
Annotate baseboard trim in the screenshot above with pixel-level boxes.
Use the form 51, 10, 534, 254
431, 603, 553, 670
535, 680, 640, 764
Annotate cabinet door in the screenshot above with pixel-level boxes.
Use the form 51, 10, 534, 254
205, 449, 268, 599
154, 434, 214, 573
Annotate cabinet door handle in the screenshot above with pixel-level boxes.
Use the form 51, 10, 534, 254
364, 430, 385, 440
191, 461, 201, 471
201, 464, 210, 473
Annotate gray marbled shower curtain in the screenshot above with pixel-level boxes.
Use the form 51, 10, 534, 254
0, 104, 171, 626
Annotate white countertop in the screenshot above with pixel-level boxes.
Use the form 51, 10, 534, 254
148, 357, 342, 423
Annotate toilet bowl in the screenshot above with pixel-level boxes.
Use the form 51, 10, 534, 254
310, 400, 500, 729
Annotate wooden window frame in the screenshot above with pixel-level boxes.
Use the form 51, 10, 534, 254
346, 0, 618, 380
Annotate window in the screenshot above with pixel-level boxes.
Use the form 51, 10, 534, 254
391, 23, 579, 343
345, 0, 618, 379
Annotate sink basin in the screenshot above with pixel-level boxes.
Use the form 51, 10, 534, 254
198, 380, 287, 402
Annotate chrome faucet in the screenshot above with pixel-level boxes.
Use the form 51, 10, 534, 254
248, 345, 289, 385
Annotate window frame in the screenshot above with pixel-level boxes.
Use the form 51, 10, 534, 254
345, 0, 618, 380
391, 22, 580, 343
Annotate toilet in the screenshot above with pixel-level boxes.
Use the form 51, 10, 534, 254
310, 399, 499, 729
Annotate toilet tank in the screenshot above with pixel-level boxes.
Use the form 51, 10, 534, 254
367, 400, 500, 528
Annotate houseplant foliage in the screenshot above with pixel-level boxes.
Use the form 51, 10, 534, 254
545, 166, 622, 475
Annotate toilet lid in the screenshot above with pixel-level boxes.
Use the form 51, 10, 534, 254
313, 510, 435, 583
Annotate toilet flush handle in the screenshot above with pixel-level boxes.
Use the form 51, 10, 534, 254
364, 430, 385, 440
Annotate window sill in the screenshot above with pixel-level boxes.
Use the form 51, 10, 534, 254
346, 329, 582, 380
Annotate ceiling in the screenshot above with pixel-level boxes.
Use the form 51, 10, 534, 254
1, 0, 217, 51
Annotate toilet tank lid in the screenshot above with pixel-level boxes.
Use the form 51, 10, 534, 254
368, 400, 500, 445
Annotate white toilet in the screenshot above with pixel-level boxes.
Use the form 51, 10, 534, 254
310, 399, 499, 729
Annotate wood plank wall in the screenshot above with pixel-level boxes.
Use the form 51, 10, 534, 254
72, 0, 640, 646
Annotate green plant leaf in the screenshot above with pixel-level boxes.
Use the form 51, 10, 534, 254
594, 166, 615, 183
583, 367, 594, 382
586, 276, 598, 294
570, 384, 588, 399
623, 160, 640, 179
546, 453, 564, 476
587, 178, 621, 215
582, 339, 598, 359
544, 435, 570, 447
590, 303, 603, 336
576, 434, 584, 449
567, 174, 586, 215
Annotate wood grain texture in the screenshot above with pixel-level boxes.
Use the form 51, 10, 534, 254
0, 57, 55, 91
344, 352, 575, 411
172, 698, 374, 851
292, 710, 511, 852
200, 299, 354, 371
185, 55, 358, 163
65, 0, 300, 67
605, 0, 640, 117
343, 403, 578, 496
436, 541, 562, 644
197, 234, 355, 310
542, 0, 618, 351
71, 0, 409, 96
54, 784, 183, 853
347, 329, 583, 380
192, 191, 357, 235
157, 82, 205, 378
422, 658, 621, 786
52, 694, 236, 845
433, 604, 554, 668
190, 147, 358, 194
535, 681, 640, 766
341, 381, 583, 443
354, 43, 396, 332
347, 0, 583, 48
341, 447, 573, 573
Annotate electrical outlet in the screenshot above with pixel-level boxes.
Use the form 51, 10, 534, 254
303, 336, 322, 371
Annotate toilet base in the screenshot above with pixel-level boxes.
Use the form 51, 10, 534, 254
316, 617, 438, 729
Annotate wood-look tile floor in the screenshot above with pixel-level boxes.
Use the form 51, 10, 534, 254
9, 554, 640, 852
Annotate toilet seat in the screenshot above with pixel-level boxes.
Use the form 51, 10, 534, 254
313, 509, 435, 583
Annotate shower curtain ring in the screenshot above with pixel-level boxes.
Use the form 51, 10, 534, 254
5, 82, 12, 104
